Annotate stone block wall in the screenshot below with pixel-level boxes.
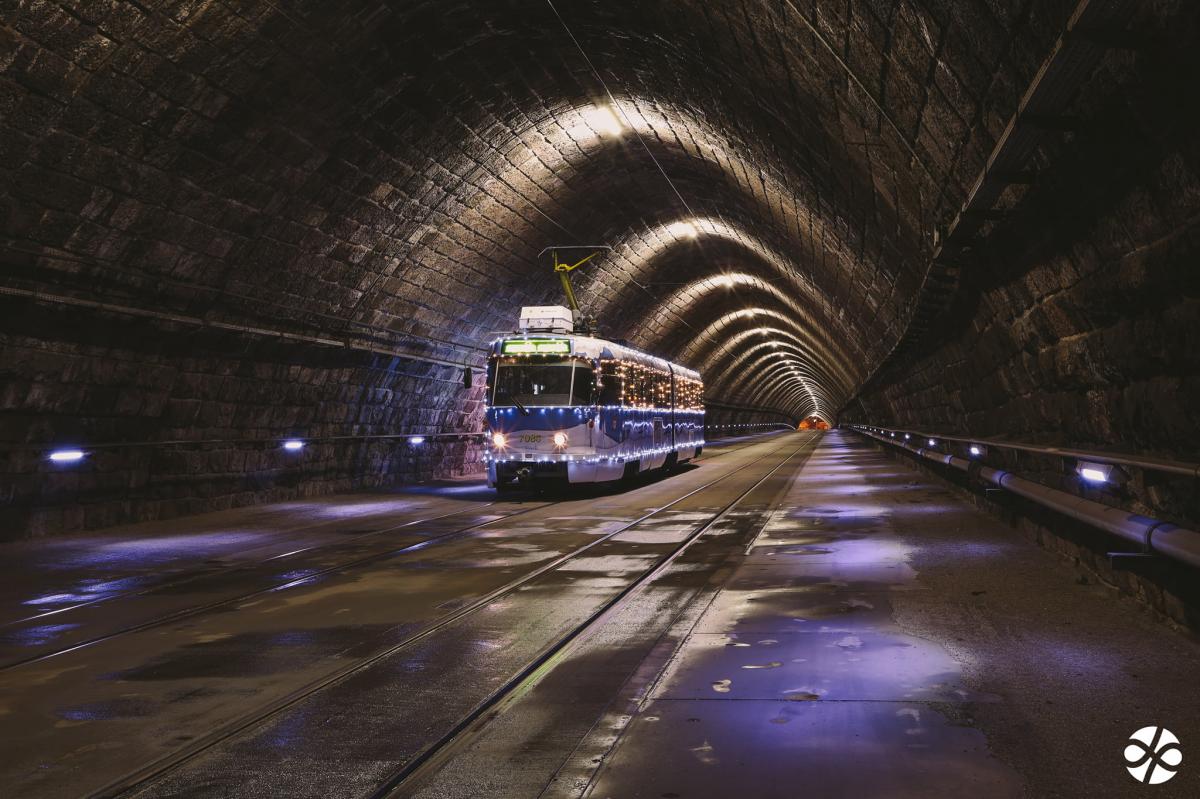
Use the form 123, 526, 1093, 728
0, 296, 484, 539
704, 404, 795, 441
848, 7, 1200, 479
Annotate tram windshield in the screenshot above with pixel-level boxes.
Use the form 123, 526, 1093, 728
491, 359, 595, 407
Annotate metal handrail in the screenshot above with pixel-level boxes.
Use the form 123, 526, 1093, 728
846, 424, 1200, 479
851, 426, 1200, 570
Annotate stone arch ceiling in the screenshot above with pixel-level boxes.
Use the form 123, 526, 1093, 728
3, 0, 1078, 424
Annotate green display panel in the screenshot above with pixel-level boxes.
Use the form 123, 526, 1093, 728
501, 339, 571, 355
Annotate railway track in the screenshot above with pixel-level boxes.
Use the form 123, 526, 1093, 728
1, 432, 779, 672
100, 432, 814, 799
0, 499, 556, 672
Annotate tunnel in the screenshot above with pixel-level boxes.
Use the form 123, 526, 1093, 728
1, 1, 1199, 797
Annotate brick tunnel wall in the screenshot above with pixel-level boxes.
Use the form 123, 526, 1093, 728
847, 7, 1200, 465
2, 1, 1177, 538
1, 0, 845, 539
0, 297, 485, 538
704, 405, 795, 441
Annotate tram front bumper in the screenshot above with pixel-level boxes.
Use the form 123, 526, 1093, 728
493, 460, 568, 487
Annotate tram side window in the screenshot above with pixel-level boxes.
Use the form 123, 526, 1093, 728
676, 378, 702, 411
598, 361, 622, 406
571, 365, 595, 405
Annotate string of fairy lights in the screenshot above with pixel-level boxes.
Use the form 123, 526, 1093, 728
605, 359, 704, 411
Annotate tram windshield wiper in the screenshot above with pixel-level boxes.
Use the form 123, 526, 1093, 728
496, 390, 529, 416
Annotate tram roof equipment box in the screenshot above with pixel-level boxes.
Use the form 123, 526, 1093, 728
519, 305, 575, 334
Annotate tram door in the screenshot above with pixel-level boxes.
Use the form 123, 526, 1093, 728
666, 365, 676, 449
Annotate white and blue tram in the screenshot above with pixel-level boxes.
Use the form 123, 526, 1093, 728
484, 319, 704, 490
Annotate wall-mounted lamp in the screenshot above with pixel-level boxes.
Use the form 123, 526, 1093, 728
968, 444, 986, 457
48, 449, 86, 463
410, 436, 426, 445
1076, 460, 1119, 484
282, 440, 305, 451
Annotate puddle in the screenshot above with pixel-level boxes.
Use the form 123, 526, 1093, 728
112, 624, 395, 680
0, 622, 83, 647
58, 696, 157, 721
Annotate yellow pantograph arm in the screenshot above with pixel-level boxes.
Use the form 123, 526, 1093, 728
552, 250, 601, 312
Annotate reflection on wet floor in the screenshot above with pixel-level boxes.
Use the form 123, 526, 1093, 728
0, 436, 799, 798
589, 433, 1023, 799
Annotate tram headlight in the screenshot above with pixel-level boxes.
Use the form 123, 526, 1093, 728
492, 432, 507, 448
553, 432, 568, 448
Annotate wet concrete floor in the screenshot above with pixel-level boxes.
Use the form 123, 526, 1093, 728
579, 433, 1200, 799
2, 431, 1198, 798
407, 432, 1200, 799
0, 433, 803, 797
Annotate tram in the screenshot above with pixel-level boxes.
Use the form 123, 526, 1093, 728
485, 306, 704, 490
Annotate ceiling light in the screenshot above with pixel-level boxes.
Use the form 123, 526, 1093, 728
665, 220, 699, 240
583, 105, 624, 137
48, 449, 86, 463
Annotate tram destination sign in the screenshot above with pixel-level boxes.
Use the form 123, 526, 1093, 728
501, 338, 572, 355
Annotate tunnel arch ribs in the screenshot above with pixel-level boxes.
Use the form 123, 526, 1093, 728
844, 0, 1142, 413
0, 0, 1114, 533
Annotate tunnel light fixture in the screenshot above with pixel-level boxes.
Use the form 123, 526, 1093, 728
927, 438, 937, 447
969, 444, 986, 457
583, 105, 624, 137
1076, 461, 1116, 484
903, 434, 911, 440
410, 436, 426, 445
282, 439, 305, 451
48, 449, 86, 463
